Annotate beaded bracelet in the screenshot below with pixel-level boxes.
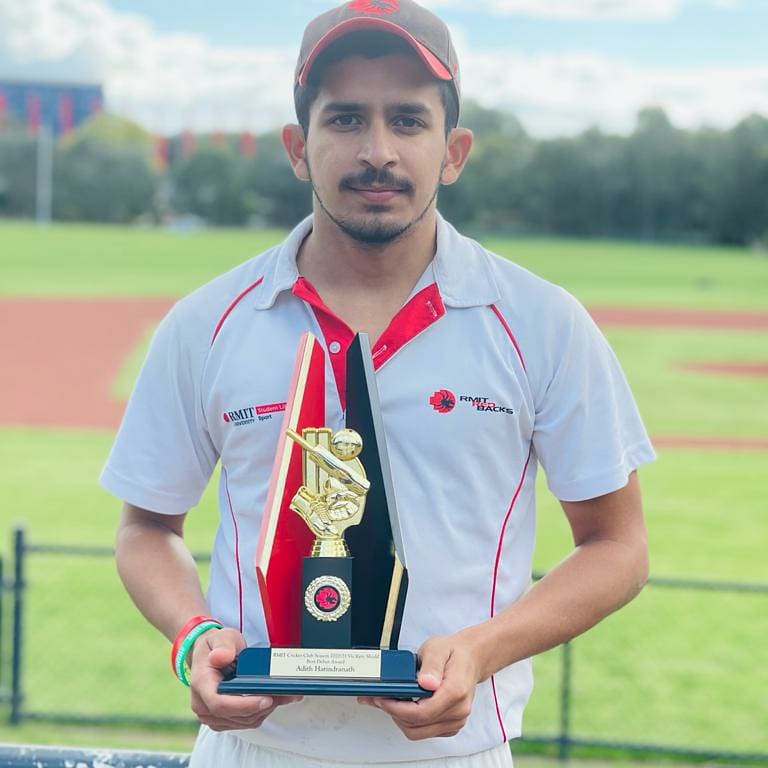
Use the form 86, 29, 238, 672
170, 616, 223, 687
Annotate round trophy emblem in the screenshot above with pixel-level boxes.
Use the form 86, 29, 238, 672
305, 576, 351, 622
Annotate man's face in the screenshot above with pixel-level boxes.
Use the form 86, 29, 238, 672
303, 52, 450, 245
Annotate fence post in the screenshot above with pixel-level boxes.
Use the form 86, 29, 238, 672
10, 527, 25, 725
0, 555, 4, 697
558, 640, 573, 762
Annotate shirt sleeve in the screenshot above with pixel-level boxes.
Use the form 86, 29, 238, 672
532, 292, 656, 502
100, 306, 218, 514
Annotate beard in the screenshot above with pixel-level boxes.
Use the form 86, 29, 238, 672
307, 161, 443, 246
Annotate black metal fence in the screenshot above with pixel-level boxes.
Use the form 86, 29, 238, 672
2, 526, 767, 765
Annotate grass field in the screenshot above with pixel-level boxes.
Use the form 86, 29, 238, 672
1, 221, 766, 761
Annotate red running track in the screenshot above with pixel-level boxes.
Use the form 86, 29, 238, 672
0, 299, 766, 450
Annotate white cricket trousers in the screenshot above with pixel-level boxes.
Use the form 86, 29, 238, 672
190, 727, 513, 768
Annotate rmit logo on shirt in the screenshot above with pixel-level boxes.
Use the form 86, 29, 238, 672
459, 395, 515, 415
429, 390, 515, 416
223, 402, 286, 427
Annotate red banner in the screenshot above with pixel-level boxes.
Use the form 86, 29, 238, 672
153, 136, 169, 169
26, 93, 41, 135
59, 93, 73, 135
181, 130, 196, 156
239, 131, 257, 157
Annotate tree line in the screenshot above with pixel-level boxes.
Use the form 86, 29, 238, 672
1, 104, 767, 246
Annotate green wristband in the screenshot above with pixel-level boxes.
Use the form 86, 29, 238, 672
174, 620, 222, 686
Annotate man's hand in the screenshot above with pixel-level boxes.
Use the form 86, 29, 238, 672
360, 634, 480, 740
188, 627, 302, 731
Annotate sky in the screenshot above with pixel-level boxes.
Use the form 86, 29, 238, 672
0, 0, 766, 137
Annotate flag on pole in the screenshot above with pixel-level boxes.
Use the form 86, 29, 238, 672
26, 92, 41, 135
239, 131, 257, 158
153, 135, 169, 169
58, 93, 74, 136
181, 130, 196, 156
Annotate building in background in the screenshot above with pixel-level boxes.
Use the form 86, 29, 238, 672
0, 80, 103, 136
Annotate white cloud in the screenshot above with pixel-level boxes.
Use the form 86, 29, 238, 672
422, 0, 684, 19
465, 50, 768, 135
0, 0, 298, 132
0, 0, 764, 137
423, 0, 742, 18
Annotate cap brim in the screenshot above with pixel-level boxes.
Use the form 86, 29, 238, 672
297, 17, 452, 87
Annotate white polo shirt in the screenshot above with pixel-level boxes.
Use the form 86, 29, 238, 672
101, 213, 655, 762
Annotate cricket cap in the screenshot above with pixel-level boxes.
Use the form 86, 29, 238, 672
295, 0, 460, 111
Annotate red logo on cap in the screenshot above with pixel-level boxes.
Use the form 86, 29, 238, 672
348, 0, 399, 14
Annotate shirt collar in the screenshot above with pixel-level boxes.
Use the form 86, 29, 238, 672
250, 212, 500, 311
432, 212, 501, 308
251, 216, 312, 310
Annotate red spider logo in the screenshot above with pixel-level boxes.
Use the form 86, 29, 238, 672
429, 389, 456, 414
315, 587, 340, 611
348, 0, 399, 14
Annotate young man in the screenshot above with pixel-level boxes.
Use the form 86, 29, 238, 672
102, 2, 655, 766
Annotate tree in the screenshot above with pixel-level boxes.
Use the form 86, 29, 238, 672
172, 146, 249, 225
61, 112, 155, 148
241, 132, 312, 227
0, 131, 37, 218
54, 135, 157, 222
706, 114, 768, 244
440, 101, 533, 231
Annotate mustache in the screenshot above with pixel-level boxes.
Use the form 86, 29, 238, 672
339, 167, 414, 194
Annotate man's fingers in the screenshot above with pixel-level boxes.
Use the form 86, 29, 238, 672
373, 694, 447, 725
193, 693, 302, 732
201, 627, 245, 668
207, 644, 237, 670
367, 635, 480, 740
273, 694, 304, 705
417, 637, 452, 691
192, 686, 274, 717
399, 719, 466, 741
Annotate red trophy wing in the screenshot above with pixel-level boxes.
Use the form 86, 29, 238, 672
256, 333, 325, 646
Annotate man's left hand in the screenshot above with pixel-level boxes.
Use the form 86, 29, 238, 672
359, 634, 480, 740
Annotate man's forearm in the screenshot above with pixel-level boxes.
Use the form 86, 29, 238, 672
376, 510, 648, 741
114, 504, 297, 730
458, 473, 648, 682
459, 534, 648, 682
115, 504, 209, 642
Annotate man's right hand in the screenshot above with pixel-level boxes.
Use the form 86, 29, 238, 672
188, 627, 303, 731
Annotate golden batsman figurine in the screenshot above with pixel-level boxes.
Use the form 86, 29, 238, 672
287, 428, 370, 557
287, 427, 370, 637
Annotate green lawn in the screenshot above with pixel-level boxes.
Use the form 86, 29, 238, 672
484, 236, 768, 310
0, 221, 766, 761
0, 221, 284, 297
2, 220, 767, 308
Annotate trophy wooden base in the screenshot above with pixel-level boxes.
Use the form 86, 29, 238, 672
218, 646, 432, 699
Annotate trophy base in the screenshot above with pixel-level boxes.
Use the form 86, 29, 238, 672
218, 646, 432, 699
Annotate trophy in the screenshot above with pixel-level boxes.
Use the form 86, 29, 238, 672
218, 332, 430, 698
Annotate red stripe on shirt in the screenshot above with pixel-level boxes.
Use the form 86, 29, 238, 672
489, 447, 533, 742
490, 304, 526, 371
211, 277, 264, 345
223, 467, 243, 633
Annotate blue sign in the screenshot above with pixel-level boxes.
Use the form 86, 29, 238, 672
0, 80, 104, 137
